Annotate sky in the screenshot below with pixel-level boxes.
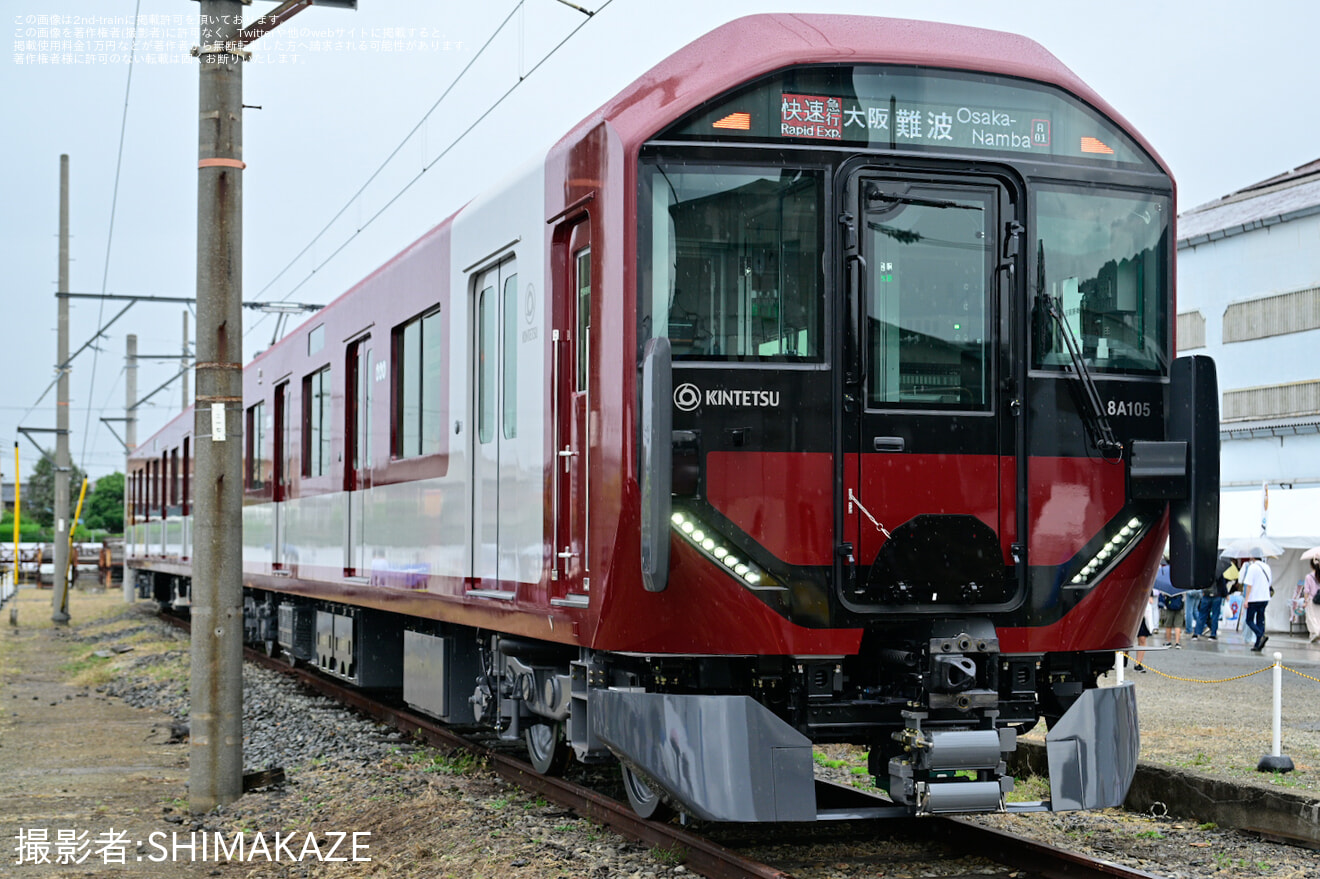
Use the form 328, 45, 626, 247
4, 0, 1319, 482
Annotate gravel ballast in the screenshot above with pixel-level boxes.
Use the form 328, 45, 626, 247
10, 591, 1319, 878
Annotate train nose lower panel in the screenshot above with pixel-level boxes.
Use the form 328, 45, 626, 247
1044, 681, 1139, 811
590, 690, 818, 822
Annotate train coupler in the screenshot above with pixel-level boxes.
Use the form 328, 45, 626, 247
887, 710, 1017, 814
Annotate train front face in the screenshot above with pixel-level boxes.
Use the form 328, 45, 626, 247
633, 64, 1211, 814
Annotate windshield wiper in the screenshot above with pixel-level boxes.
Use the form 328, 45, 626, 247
1037, 243, 1122, 460
1040, 295, 1122, 459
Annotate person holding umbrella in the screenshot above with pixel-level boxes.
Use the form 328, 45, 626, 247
1295, 548, 1320, 643
1220, 537, 1282, 652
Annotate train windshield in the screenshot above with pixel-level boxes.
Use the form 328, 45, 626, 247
638, 163, 825, 362
1032, 188, 1170, 375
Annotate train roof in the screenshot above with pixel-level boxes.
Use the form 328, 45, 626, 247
556, 13, 1170, 177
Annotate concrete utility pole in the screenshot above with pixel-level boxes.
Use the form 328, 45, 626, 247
191, 1, 245, 811
123, 334, 137, 603
52, 155, 71, 624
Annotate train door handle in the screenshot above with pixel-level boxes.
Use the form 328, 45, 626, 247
873, 436, 905, 452
558, 447, 577, 472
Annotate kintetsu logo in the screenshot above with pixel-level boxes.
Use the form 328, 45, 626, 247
673, 383, 701, 412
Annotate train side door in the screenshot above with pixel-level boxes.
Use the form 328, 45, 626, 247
842, 173, 1017, 611
471, 260, 518, 594
344, 336, 372, 575
552, 220, 591, 603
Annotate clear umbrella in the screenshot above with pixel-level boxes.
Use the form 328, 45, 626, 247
1220, 536, 1285, 559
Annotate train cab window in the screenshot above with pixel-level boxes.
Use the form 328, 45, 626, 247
393, 309, 442, 458
575, 250, 590, 391
639, 163, 824, 362
246, 401, 266, 489
302, 366, 331, 477
1032, 188, 1169, 375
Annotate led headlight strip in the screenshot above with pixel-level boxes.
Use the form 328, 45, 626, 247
1069, 515, 1146, 585
670, 510, 775, 588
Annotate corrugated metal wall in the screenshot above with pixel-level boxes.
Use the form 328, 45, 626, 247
1176, 311, 1205, 350
1223, 287, 1320, 343
1222, 379, 1320, 421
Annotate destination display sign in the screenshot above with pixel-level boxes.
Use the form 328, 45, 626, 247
664, 66, 1150, 168
780, 92, 1052, 153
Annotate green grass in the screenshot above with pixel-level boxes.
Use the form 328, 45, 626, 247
408, 748, 483, 776
650, 844, 686, 865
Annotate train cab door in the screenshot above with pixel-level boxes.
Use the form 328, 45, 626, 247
551, 220, 591, 604
470, 260, 519, 595
344, 336, 372, 576
841, 172, 1020, 612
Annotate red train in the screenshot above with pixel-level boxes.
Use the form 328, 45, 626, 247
127, 14, 1218, 821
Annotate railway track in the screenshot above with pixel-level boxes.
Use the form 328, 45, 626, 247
158, 609, 1169, 879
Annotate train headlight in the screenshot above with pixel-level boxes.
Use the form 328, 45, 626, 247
670, 507, 776, 589
1069, 514, 1149, 585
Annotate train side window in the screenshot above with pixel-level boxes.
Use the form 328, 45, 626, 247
503, 272, 518, 438
347, 338, 373, 474
159, 454, 167, 517
273, 381, 289, 500
392, 309, 442, 458
478, 285, 496, 444
302, 366, 331, 478
170, 448, 179, 509
246, 401, 266, 489
182, 436, 190, 516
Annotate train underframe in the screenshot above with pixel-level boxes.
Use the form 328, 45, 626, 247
136, 571, 1136, 822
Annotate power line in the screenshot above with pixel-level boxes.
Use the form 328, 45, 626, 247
76, 0, 143, 474
245, 1, 526, 331
247, 0, 613, 338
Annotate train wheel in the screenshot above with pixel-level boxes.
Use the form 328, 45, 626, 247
620, 765, 672, 821
524, 722, 569, 776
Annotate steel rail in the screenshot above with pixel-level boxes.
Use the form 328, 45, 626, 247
236, 642, 790, 879
923, 817, 1169, 879
158, 610, 1167, 879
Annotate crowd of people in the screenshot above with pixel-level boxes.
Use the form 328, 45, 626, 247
1130, 552, 1320, 672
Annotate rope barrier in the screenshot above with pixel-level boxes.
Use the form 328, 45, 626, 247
1282, 665, 1320, 685
1115, 649, 1317, 770
1117, 651, 1274, 684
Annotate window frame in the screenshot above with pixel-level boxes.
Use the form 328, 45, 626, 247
302, 365, 332, 479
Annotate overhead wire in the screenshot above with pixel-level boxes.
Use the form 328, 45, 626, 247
78, 0, 144, 476
246, 0, 614, 340
245, 1, 526, 331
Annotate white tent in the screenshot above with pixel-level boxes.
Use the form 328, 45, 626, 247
1219, 486, 1320, 633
